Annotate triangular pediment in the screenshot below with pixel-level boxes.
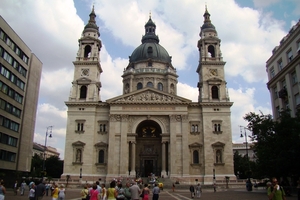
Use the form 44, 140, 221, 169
94, 142, 108, 147
106, 88, 192, 104
72, 141, 86, 146
211, 141, 225, 147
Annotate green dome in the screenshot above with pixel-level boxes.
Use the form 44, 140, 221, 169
130, 43, 171, 63
129, 16, 171, 64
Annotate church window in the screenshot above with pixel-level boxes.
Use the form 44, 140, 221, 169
211, 86, 218, 99
98, 150, 104, 163
80, 86, 87, 99
147, 46, 153, 54
212, 120, 222, 134
84, 45, 91, 58
147, 82, 153, 88
157, 82, 163, 91
208, 45, 215, 57
75, 119, 85, 133
137, 82, 143, 90
193, 150, 199, 164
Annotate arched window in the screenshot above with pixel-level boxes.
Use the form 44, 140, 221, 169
98, 150, 104, 163
191, 125, 195, 132
147, 82, 153, 88
211, 86, 218, 99
84, 45, 92, 58
157, 82, 163, 91
195, 125, 198, 132
208, 45, 215, 57
193, 150, 199, 164
80, 85, 87, 99
137, 82, 143, 90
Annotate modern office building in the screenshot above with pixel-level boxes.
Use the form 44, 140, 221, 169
266, 20, 300, 118
0, 16, 42, 176
63, 7, 235, 184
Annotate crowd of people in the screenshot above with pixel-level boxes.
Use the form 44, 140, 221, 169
80, 180, 160, 200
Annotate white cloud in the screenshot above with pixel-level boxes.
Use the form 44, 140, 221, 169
253, 0, 280, 8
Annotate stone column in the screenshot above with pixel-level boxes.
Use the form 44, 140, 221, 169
130, 141, 136, 176
161, 141, 167, 177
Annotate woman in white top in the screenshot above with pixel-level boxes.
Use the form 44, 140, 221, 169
28, 183, 35, 200
58, 184, 66, 200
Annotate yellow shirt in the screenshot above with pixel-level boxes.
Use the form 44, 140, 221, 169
107, 188, 116, 199
52, 187, 59, 198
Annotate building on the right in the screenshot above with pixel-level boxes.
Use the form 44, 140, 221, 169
266, 20, 300, 119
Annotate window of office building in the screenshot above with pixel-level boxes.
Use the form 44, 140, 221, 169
270, 67, 275, 78
291, 72, 298, 84
287, 50, 293, 62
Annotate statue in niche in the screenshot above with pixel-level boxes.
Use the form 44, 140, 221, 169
76, 149, 81, 162
216, 151, 221, 163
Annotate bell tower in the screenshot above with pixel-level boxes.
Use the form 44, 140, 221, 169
196, 6, 229, 103
69, 6, 103, 102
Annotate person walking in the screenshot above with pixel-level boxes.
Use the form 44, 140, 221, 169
0, 181, 6, 200
51, 184, 59, 200
189, 185, 195, 198
123, 182, 131, 200
28, 183, 36, 200
101, 183, 107, 200
129, 182, 140, 200
141, 184, 150, 200
58, 184, 66, 200
195, 183, 202, 198
267, 177, 286, 200
20, 180, 26, 196
106, 181, 117, 200
152, 183, 160, 200
35, 180, 46, 200
13, 180, 18, 195
172, 183, 175, 192
80, 185, 89, 200
116, 183, 125, 200
90, 183, 100, 200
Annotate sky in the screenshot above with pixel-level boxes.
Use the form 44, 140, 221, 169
1, 0, 299, 160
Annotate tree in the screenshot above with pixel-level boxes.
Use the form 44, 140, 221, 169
244, 110, 300, 178
45, 156, 63, 178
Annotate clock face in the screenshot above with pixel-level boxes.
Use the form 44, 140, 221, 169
81, 69, 89, 76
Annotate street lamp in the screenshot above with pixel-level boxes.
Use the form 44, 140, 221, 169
42, 126, 53, 179
239, 126, 251, 176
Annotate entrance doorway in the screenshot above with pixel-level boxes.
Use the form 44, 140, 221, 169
144, 160, 153, 177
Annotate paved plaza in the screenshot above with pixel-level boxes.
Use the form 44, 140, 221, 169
4, 187, 298, 200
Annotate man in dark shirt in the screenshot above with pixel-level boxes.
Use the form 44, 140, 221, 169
35, 180, 46, 200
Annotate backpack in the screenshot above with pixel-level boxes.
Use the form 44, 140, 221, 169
85, 190, 90, 200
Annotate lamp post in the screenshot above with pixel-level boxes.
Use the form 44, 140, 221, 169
42, 126, 53, 179
239, 126, 251, 177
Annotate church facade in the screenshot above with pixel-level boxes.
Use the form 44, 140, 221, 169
63, 7, 235, 184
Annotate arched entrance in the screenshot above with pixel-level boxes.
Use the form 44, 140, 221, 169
135, 120, 162, 177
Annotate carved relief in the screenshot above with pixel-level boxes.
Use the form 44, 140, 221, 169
115, 91, 182, 103
110, 114, 121, 121
121, 115, 129, 121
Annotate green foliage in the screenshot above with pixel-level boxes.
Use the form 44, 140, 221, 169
30, 155, 63, 178
243, 110, 300, 178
